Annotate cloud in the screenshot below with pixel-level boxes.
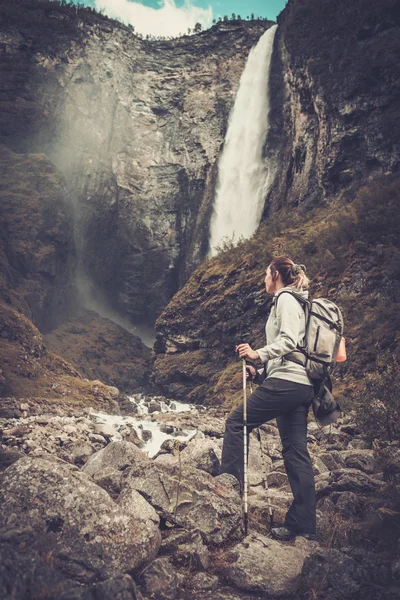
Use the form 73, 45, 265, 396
94, 0, 213, 37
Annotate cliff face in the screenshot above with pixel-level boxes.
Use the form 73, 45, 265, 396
266, 0, 400, 213
0, 145, 124, 407
153, 0, 400, 404
0, 145, 75, 332
0, 4, 271, 325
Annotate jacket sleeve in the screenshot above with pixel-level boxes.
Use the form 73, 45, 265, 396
255, 293, 302, 363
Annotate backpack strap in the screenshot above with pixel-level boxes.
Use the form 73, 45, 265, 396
274, 290, 309, 366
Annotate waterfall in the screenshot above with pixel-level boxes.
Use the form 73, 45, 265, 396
208, 24, 278, 256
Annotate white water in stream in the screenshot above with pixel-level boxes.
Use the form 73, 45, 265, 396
208, 25, 278, 255
92, 395, 197, 458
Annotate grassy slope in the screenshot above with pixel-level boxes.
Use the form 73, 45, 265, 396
154, 175, 400, 409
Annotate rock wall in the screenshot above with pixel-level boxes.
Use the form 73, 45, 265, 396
265, 0, 400, 213
0, 145, 75, 332
0, 5, 272, 325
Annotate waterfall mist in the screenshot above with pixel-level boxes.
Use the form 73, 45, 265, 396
75, 269, 156, 347
208, 25, 278, 256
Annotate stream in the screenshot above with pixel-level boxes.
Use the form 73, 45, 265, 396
91, 394, 199, 458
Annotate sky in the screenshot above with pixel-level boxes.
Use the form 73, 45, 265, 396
71, 0, 287, 38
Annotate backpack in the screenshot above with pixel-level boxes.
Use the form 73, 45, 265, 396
276, 290, 344, 380
276, 291, 345, 426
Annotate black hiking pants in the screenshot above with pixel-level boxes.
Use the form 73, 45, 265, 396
220, 377, 316, 534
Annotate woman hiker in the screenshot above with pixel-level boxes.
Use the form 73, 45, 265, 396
220, 256, 316, 541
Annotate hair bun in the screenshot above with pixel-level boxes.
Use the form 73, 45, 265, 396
291, 263, 306, 277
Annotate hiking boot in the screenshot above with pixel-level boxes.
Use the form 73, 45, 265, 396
298, 532, 317, 541
270, 527, 296, 541
271, 527, 316, 541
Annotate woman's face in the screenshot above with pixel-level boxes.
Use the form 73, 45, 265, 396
264, 266, 276, 294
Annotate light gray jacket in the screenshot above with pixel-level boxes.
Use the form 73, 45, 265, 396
255, 286, 313, 387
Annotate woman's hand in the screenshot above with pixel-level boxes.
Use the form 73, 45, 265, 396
246, 365, 257, 381
235, 344, 259, 361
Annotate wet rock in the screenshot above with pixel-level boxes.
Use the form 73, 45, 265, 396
160, 424, 175, 435
0, 455, 161, 583
141, 429, 152, 442
300, 548, 363, 600
148, 401, 162, 414
138, 557, 178, 600
217, 533, 316, 596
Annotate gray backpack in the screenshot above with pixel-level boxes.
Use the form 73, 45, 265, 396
277, 291, 344, 380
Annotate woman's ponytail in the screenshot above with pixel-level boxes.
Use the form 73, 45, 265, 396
270, 256, 310, 290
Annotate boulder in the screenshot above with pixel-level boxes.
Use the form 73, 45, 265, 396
316, 468, 383, 499
0, 455, 160, 583
318, 450, 346, 471
217, 533, 316, 596
300, 548, 363, 600
333, 491, 364, 518
160, 528, 210, 570
137, 557, 178, 600
117, 485, 160, 526
180, 437, 221, 476
124, 462, 242, 545
82, 440, 150, 495
340, 449, 377, 474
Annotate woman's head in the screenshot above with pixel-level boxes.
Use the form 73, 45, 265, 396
265, 256, 309, 293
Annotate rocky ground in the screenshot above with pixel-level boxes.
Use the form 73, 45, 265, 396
1, 397, 399, 600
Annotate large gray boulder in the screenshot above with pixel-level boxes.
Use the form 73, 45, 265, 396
0, 455, 160, 583
300, 547, 363, 600
82, 440, 150, 495
316, 468, 383, 499
124, 461, 242, 545
339, 449, 377, 474
216, 533, 316, 597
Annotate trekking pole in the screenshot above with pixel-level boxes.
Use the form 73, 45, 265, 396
242, 357, 249, 536
256, 427, 274, 528
248, 375, 274, 529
